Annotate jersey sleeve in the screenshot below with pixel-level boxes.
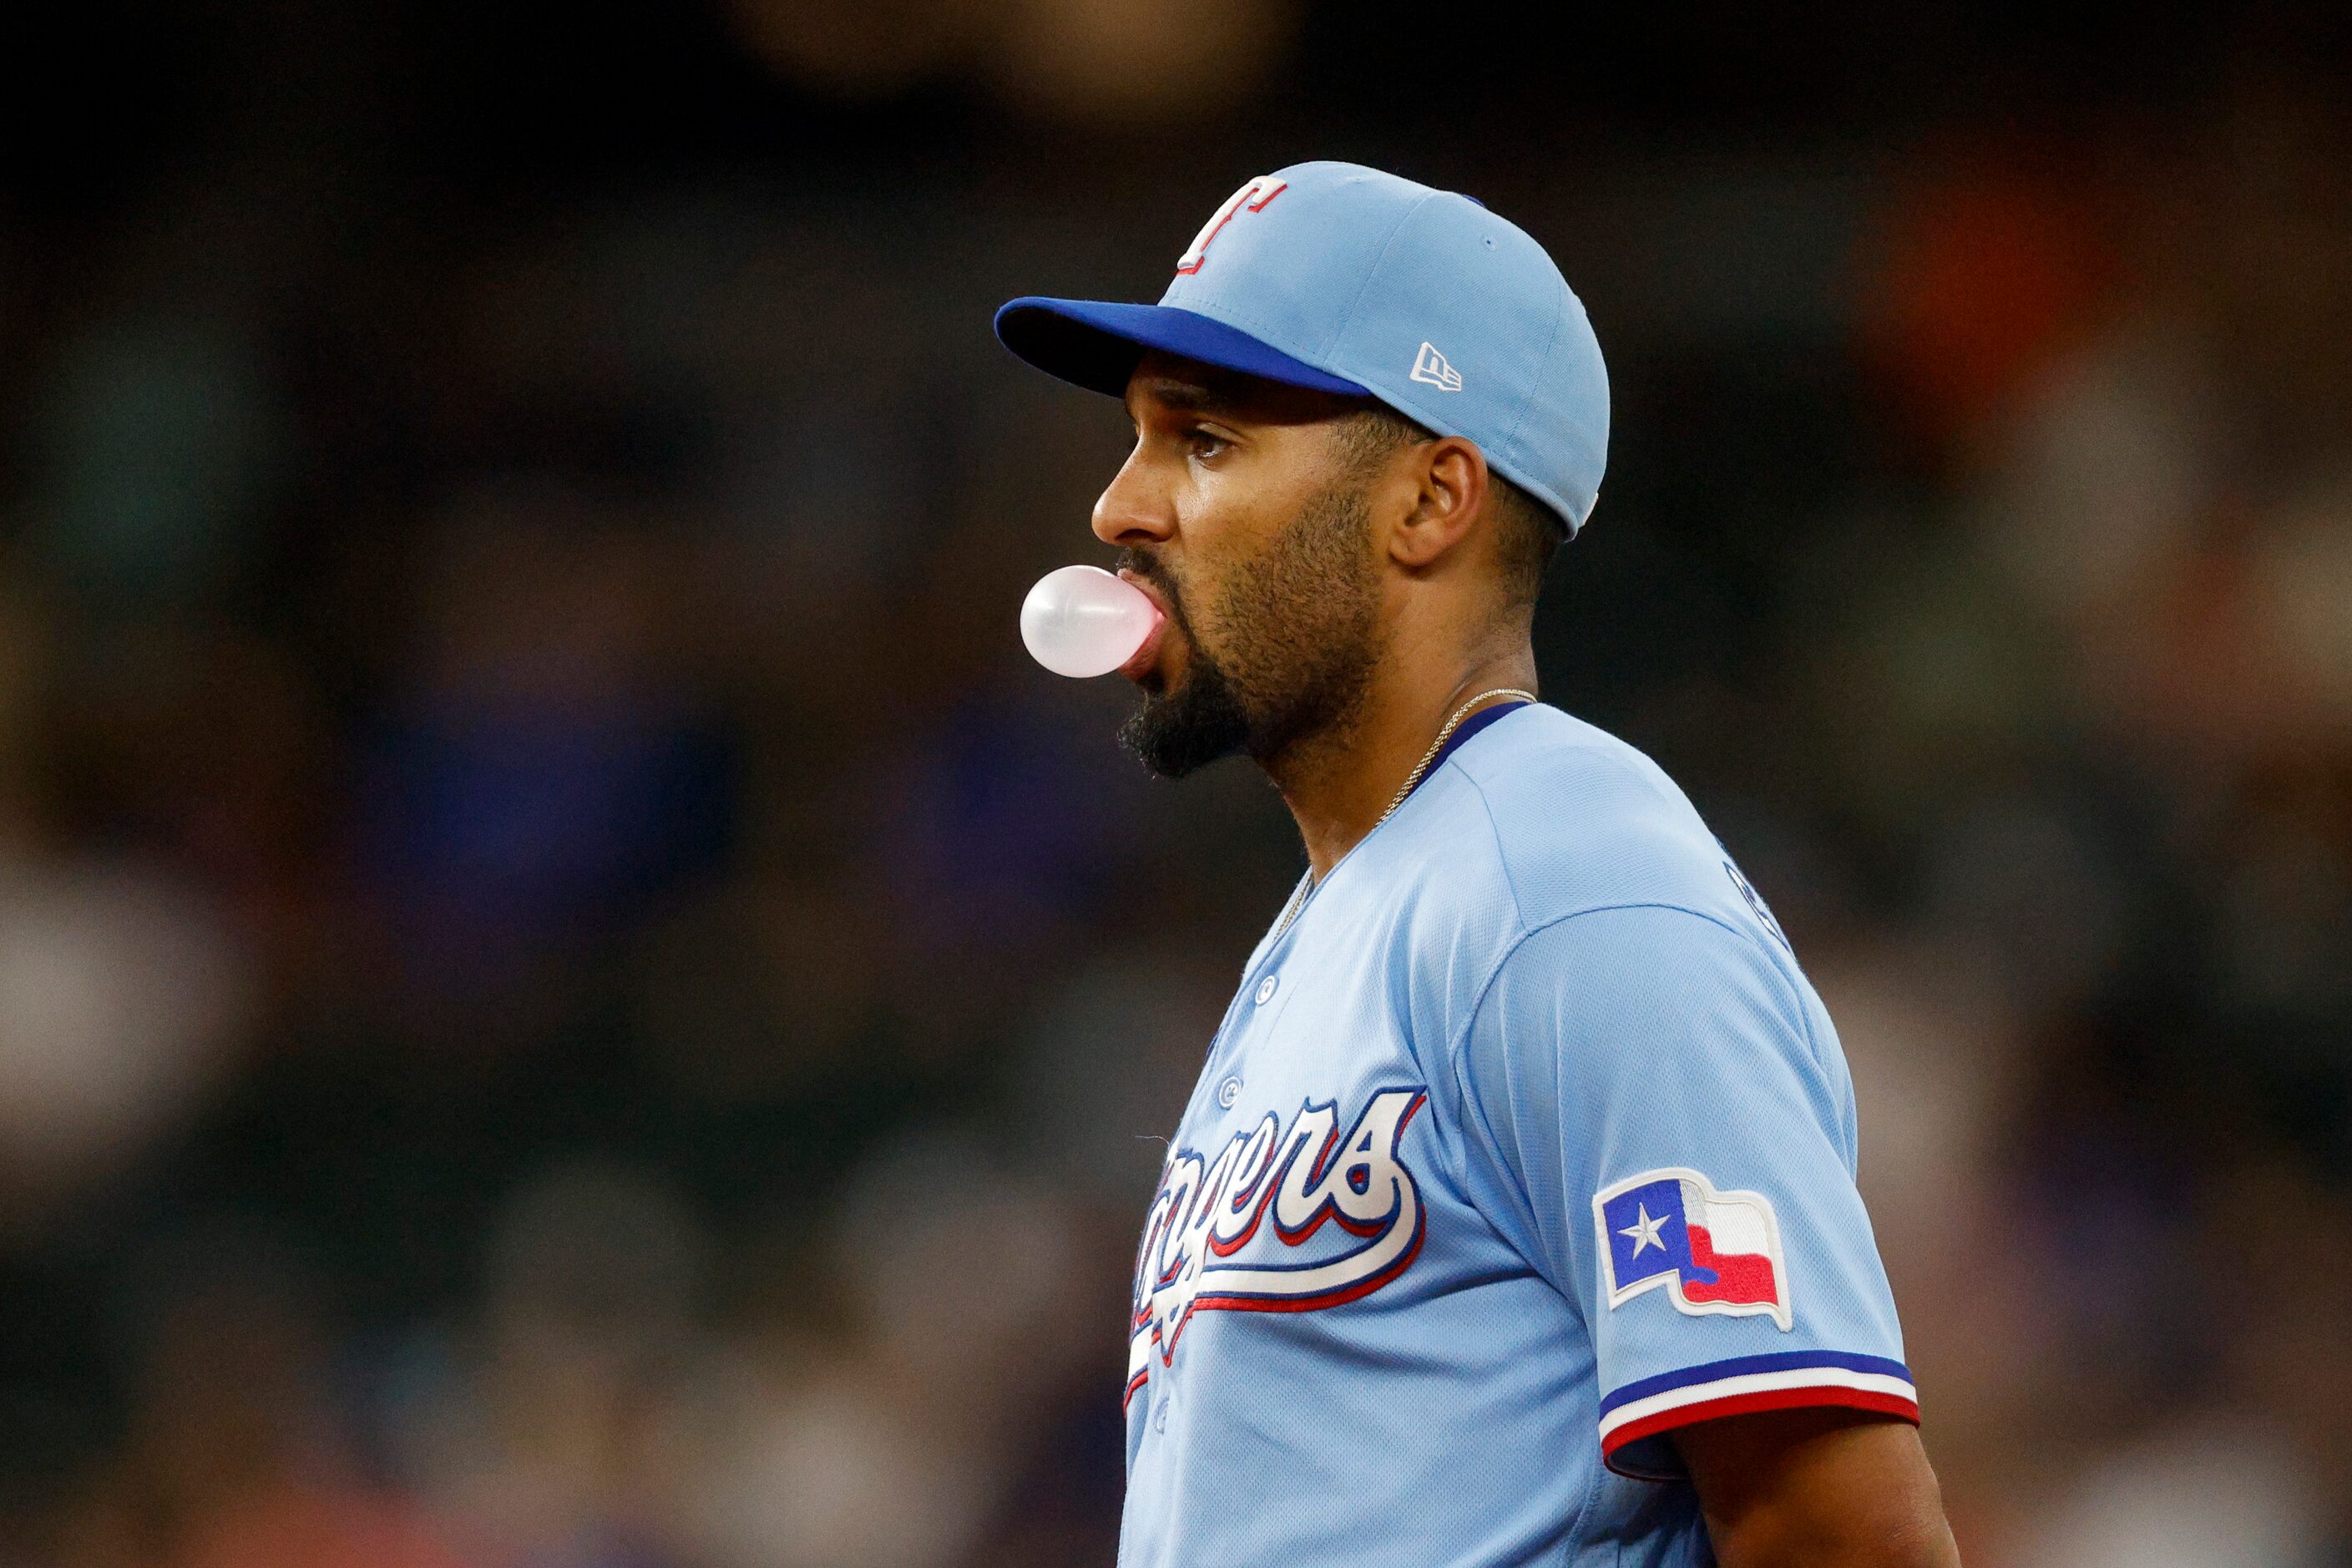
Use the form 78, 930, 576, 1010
1451, 903, 1915, 1480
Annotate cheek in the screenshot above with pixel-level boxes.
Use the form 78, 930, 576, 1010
1174, 488, 1288, 631
1159, 520, 1226, 634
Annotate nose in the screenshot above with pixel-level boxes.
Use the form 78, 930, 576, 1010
1091, 445, 1175, 549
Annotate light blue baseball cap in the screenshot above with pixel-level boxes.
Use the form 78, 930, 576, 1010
995, 160, 1609, 534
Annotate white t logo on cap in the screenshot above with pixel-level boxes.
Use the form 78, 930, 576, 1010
1410, 341, 1464, 392
1176, 175, 1287, 276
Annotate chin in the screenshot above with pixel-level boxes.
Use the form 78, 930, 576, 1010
1119, 661, 1255, 780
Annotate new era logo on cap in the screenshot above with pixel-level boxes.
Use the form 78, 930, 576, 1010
1409, 341, 1462, 392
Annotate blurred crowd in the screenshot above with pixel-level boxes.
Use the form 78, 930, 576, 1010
0, 6, 2349, 1565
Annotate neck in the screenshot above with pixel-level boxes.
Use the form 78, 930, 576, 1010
1266, 630, 1536, 879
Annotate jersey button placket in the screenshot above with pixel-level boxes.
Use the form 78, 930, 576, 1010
1211, 949, 1296, 1085
1208, 974, 1279, 1090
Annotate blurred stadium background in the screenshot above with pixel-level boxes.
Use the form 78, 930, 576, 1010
1, 2, 2349, 1563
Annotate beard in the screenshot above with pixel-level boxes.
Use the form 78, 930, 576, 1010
1118, 646, 1254, 780
1118, 479, 1385, 780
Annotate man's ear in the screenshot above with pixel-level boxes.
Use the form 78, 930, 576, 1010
1387, 436, 1490, 571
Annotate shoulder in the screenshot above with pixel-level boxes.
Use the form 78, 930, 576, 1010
1364, 705, 1807, 1067
1435, 713, 1843, 1102
1434, 704, 1757, 936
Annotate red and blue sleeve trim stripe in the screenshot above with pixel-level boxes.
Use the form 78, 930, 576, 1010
1598, 1351, 1918, 1476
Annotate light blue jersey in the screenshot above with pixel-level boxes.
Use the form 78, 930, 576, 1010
1120, 703, 1914, 1567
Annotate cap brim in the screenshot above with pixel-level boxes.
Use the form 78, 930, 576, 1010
994, 298, 1371, 399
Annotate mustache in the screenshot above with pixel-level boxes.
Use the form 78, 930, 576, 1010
1115, 547, 1192, 632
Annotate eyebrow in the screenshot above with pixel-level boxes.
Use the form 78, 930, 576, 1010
1131, 377, 1231, 416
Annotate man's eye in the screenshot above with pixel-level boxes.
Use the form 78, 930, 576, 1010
1185, 427, 1231, 458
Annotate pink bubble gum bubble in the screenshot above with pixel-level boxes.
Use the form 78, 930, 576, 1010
1021, 564, 1163, 678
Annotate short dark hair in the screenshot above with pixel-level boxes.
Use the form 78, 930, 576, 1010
1336, 404, 1565, 608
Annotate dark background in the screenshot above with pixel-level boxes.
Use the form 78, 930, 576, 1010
1, 3, 2349, 1564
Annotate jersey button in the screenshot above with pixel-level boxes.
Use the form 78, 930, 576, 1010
1254, 974, 1278, 1005
1216, 1075, 1242, 1108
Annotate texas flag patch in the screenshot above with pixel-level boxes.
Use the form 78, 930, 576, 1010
1595, 1168, 1791, 1331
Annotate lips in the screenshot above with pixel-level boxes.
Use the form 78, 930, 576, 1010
1116, 568, 1174, 681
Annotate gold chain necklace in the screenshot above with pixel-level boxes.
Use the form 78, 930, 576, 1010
1269, 687, 1537, 942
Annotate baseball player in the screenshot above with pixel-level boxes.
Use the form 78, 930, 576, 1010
994, 163, 1956, 1566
